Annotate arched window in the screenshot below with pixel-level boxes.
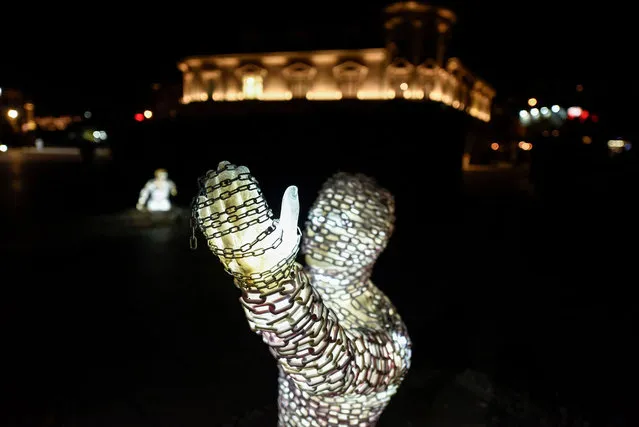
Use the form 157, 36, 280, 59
282, 62, 317, 98
386, 58, 414, 95
332, 61, 368, 98
235, 64, 267, 100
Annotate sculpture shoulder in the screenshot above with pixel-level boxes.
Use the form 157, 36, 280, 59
367, 283, 408, 328
367, 282, 412, 370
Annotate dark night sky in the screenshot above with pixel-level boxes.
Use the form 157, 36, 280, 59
1, 1, 634, 129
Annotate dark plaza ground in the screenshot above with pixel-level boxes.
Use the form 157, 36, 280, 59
0, 144, 636, 426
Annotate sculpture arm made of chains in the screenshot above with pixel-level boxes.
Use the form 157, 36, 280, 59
194, 162, 407, 396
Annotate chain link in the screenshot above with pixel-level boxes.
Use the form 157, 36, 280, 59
189, 195, 199, 249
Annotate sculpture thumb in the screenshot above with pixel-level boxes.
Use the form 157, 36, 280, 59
279, 185, 300, 248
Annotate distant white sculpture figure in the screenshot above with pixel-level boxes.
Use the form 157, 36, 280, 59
136, 168, 177, 212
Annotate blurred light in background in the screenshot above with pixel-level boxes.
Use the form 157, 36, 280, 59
567, 106, 582, 118
518, 141, 532, 151
607, 139, 631, 154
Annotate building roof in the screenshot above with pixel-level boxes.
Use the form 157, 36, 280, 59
178, 48, 387, 70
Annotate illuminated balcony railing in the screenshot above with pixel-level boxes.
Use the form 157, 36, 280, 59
182, 85, 492, 122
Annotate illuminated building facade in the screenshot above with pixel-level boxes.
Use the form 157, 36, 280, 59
34, 115, 84, 131
178, 1, 495, 122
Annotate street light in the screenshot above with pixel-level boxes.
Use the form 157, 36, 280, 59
7, 109, 18, 119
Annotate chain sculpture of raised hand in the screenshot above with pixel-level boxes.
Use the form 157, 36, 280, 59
192, 161, 412, 427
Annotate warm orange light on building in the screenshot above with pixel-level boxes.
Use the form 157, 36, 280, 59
176, 2, 495, 122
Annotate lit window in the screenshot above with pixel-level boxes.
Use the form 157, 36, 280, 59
242, 75, 263, 99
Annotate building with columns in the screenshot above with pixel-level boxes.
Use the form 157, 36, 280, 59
177, 1, 495, 122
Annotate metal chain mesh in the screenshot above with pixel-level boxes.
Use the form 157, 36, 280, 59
192, 163, 411, 427
192, 163, 301, 290
302, 171, 395, 270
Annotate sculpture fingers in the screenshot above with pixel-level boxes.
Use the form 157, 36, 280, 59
278, 185, 300, 253
196, 161, 276, 265
216, 160, 231, 171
